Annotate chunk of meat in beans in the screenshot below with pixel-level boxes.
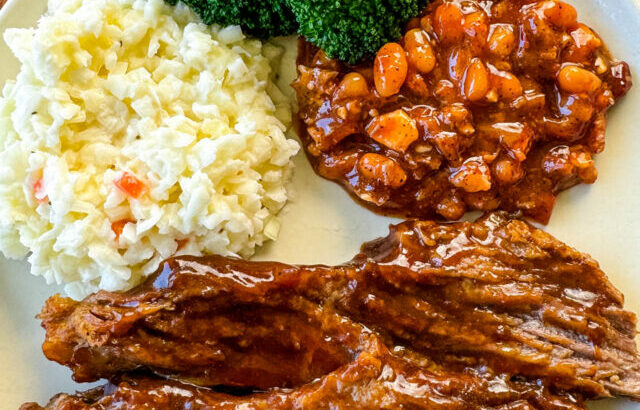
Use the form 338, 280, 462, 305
366, 109, 419, 153
293, 0, 632, 223
450, 157, 493, 192
358, 154, 408, 188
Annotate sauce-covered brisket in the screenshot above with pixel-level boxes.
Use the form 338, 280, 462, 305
24, 213, 640, 409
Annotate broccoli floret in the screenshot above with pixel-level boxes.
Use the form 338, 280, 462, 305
288, 0, 427, 64
166, 0, 425, 64
168, 0, 298, 39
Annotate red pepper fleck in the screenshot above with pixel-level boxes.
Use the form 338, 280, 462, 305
114, 172, 147, 199
111, 219, 133, 241
33, 178, 48, 203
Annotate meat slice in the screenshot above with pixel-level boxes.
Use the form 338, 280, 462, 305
22, 353, 583, 410
35, 213, 640, 407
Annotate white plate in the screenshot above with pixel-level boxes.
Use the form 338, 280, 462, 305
0, 0, 639, 408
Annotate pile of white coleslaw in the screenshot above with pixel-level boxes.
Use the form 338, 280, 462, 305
0, 0, 299, 298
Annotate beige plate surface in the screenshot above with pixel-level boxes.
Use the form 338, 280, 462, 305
1, 0, 639, 407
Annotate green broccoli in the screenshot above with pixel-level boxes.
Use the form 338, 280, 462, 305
287, 0, 427, 64
167, 0, 298, 39
166, 0, 426, 64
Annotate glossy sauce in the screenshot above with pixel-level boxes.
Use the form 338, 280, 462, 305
35, 213, 640, 409
293, 0, 632, 223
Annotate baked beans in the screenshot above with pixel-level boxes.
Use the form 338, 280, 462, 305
293, 0, 632, 223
